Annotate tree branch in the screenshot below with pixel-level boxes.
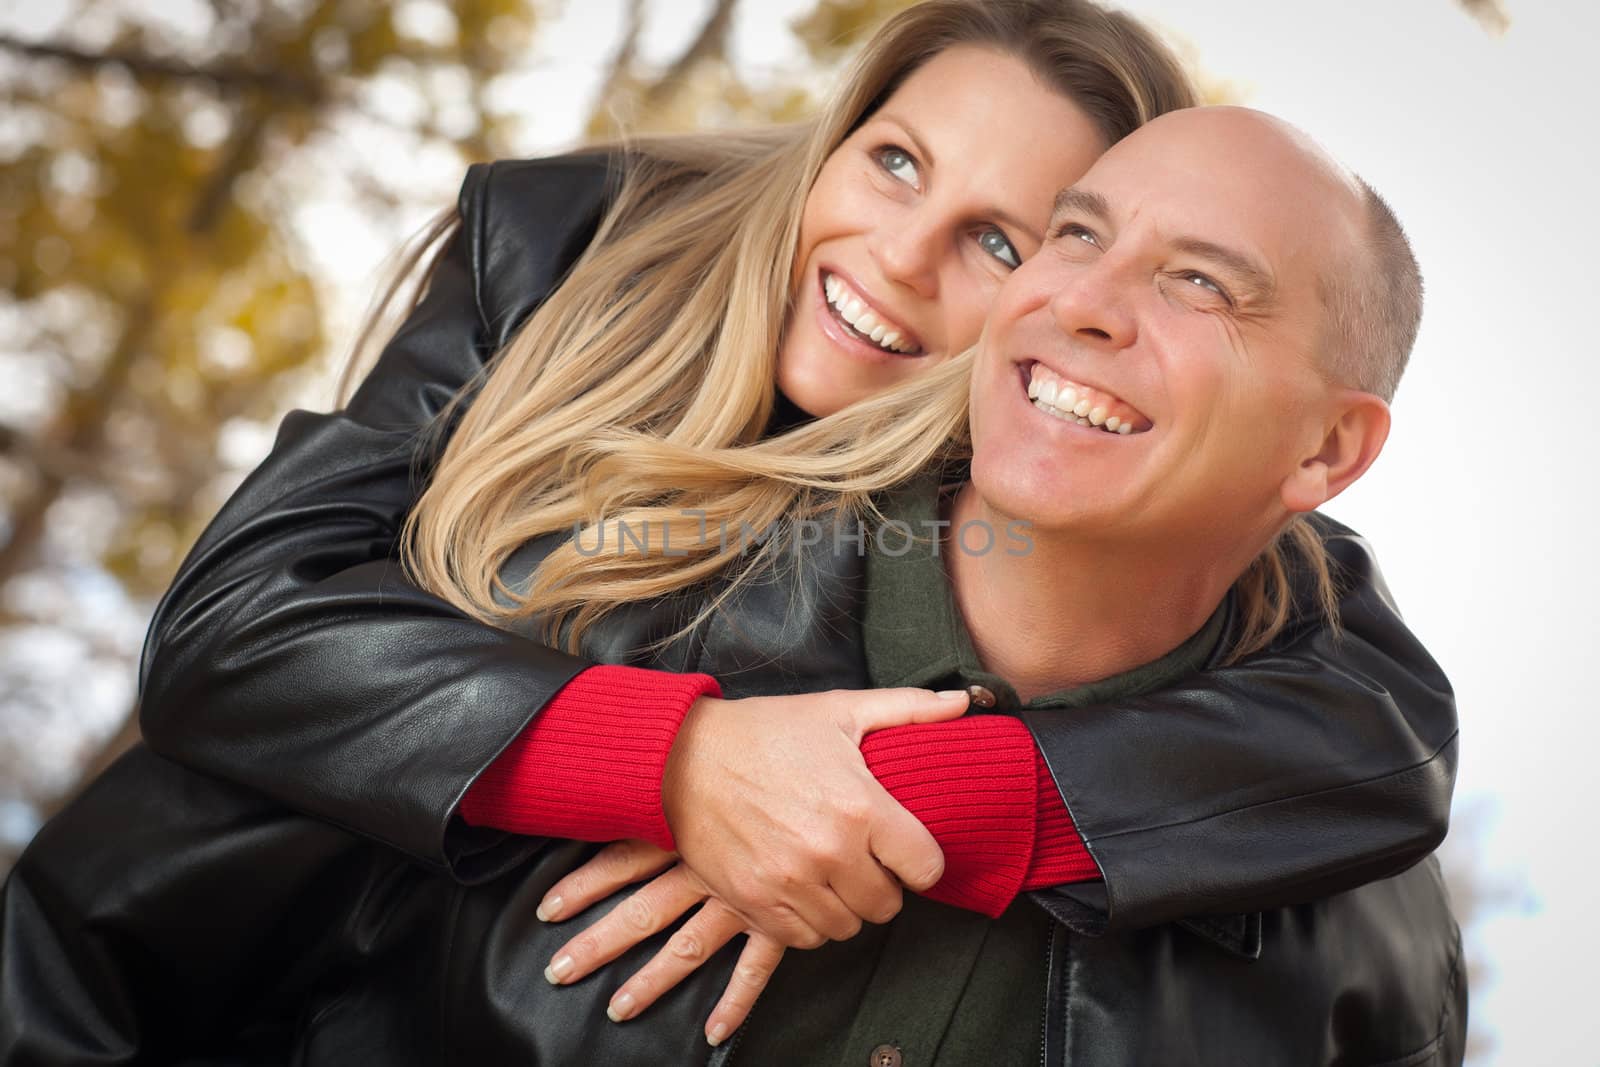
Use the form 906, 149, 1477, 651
594, 0, 646, 106
0, 33, 321, 101
641, 0, 739, 111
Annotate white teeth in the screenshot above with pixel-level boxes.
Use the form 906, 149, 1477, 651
1026, 364, 1146, 436
824, 273, 915, 353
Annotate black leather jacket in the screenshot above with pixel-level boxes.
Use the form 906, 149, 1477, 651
0, 155, 1465, 1064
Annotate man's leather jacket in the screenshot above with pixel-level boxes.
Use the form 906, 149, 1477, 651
0, 155, 1465, 1064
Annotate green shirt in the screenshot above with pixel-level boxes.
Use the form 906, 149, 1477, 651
730, 472, 1225, 1067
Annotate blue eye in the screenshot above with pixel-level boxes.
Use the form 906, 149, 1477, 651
876, 146, 920, 187
978, 228, 1021, 269
1057, 223, 1099, 247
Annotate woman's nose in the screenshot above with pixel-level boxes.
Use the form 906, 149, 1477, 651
866, 214, 941, 300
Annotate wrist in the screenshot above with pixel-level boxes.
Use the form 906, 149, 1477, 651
662, 695, 720, 838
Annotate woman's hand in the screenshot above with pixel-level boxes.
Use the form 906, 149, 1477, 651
659, 687, 970, 948
540, 840, 785, 1047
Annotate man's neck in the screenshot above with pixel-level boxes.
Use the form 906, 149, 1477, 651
944, 483, 1233, 702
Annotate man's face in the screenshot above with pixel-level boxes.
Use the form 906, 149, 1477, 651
967, 108, 1366, 555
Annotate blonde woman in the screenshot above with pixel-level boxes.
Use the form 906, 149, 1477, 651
47, 0, 1457, 1057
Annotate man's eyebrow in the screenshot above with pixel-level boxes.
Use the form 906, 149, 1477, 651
1051, 186, 1111, 223
1171, 237, 1277, 305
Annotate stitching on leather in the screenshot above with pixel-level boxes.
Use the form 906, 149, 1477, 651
1355, 920, 1465, 1067
1085, 729, 1458, 842
436, 886, 465, 1067
467, 162, 491, 334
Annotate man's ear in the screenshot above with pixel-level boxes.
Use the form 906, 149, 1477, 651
1280, 389, 1391, 514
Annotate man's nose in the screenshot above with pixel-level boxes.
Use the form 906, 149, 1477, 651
1047, 259, 1136, 350
866, 213, 941, 300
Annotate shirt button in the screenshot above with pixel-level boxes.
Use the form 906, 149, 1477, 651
966, 684, 997, 708
869, 1044, 903, 1067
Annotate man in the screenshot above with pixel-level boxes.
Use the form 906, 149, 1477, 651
0, 108, 1463, 1066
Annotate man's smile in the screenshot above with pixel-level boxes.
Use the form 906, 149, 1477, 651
1019, 360, 1152, 434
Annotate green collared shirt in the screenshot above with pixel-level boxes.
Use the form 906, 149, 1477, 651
730, 472, 1225, 1067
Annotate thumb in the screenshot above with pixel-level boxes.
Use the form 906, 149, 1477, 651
845, 687, 970, 738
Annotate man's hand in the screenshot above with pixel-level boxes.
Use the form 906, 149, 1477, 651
660, 687, 970, 948
539, 840, 785, 1047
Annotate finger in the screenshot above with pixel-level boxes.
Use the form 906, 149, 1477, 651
774, 881, 865, 944
864, 791, 947, 892
704, 933, 786, 1047
539, 839, 678, 923
545, 865, 705, 986
844, 687, 969, 737
827, 854, 905, 926
605, 900, 748, 1023
740, 897, 835, 951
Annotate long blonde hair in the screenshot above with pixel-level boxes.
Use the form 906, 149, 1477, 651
385, 0, 1341, 661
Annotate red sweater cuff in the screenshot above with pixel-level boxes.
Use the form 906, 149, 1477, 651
1022, 753, 1101, 890
458, 664, 721, 851
861, 716, 1038, 919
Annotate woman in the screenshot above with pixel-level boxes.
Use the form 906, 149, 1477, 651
98, 0, 1453, 1054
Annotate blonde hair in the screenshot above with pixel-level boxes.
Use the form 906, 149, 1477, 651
381, 0, 1325, 661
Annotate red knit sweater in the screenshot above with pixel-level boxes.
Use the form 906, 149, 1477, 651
459, 665, 1100, 918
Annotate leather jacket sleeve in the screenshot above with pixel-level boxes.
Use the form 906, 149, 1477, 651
1022, 517, 1458, 939
136, 154, 619, 882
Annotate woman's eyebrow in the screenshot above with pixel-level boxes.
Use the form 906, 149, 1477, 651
871, 111, 935, 170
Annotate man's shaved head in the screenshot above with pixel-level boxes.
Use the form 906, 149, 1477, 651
1139, 107, 1422, 401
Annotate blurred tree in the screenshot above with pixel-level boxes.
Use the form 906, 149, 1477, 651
0, 0, 541, 857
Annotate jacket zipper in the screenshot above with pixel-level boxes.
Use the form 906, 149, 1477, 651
1039, 924, 1055, 1067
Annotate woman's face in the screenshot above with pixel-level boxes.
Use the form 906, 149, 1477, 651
777, 45, 1111, 418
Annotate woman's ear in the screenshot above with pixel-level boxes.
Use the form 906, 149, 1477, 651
1279, 389, 1391, 514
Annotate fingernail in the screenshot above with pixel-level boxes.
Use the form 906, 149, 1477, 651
537, 895, 563, 922
607, 991, 636, 1022
708, 1022, 728, 1047
544, 955, 573, 985
935, 690, 969, 700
